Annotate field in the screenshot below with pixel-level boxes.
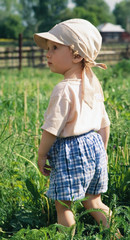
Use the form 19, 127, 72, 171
0, 60, 130, 239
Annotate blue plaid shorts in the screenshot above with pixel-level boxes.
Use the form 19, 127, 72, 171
46, 131, 108, 201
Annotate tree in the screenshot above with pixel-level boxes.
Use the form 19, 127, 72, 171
18, 0, 38, 38
72, 0, 115, 25
0, 15, 24, 38
33, 0, 68, 32
113, 0, 130, 31
0, 0, 19, 12
60, 7, 99, 26
0, 0, 37, 38
73, 0, 109, 9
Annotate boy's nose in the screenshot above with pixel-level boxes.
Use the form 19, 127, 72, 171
46, 51, 51, 58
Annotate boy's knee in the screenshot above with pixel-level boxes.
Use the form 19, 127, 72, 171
55, 200, 71, 212
82, 194, 102, 209
83, 200, 97, 209
55, 200, 75, 227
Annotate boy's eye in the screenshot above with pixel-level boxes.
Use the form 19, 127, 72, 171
53, 45, 57, 50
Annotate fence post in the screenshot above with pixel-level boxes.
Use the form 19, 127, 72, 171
18, 33, 22, 70
31, 46, 35, 67
126, 44, 130, 59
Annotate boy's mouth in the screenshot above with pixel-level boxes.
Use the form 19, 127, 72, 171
48, 61, 52, 66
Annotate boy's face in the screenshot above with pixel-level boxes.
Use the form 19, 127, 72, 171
46, 40, 78, 77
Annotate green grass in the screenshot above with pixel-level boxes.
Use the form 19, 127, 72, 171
0, 60, 130, 239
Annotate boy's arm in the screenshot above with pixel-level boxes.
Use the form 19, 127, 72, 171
38, 130, 56, 176
97, 125, 110, 150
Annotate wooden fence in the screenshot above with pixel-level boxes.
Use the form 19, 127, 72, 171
0, 46, 46, 69
0, 41, 130, 69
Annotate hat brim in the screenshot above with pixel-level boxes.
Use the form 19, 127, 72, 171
34, 32, 65, 49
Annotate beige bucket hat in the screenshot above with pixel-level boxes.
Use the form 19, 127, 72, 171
34, 19, 107, 108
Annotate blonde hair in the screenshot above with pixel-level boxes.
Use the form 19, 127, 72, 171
70, 44, 89, 70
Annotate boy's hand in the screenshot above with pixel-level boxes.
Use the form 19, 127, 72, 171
38, 130, 56, 176
38, 156, 51, 176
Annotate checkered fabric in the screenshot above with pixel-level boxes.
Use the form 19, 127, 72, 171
46, 131, 108, 201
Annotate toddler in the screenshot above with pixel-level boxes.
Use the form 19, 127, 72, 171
34, 19, 120, 235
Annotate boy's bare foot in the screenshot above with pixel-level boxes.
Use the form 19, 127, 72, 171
115, 229, 123, 239
111, 229, 123, 239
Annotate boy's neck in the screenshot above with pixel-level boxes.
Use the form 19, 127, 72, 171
64, 66, 82, 80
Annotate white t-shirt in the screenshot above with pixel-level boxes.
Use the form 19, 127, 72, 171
41, 78, 110, 137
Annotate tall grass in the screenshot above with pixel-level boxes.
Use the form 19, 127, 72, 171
0, 60, 130, 239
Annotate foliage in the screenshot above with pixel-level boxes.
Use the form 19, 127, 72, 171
72, 0, 115, 25
0, 0, 19, 12
0, 0, 37, 38
113, 0, 130, 31
0, 60, 130, 239
18, 0, 38, 38
0, 15, 24, 39
63, 7, 99, 26
0, 0, 126, 38
1, 0, 129, 38
33, 0, 68, 32
0, 0, 24, 38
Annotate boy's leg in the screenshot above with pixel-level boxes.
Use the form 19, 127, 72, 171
55, 200, 75, 227
82, 193, 112, 227
82, 194, 122, 238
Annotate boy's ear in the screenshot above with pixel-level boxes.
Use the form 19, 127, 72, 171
72, 55, 83, 63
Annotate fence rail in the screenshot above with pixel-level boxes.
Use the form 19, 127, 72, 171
0, 44, 130, 69
0, 47, 46, 69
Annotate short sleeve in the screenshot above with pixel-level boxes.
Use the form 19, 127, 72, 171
41, 94, 70, 136
101, 103, 110, 128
